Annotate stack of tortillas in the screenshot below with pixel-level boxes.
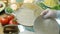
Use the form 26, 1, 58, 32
14, 6, 36, 26
34, 16, 59, 34
14, 4, 43, 26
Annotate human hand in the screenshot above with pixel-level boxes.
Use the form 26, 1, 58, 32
40, 9, 57, 18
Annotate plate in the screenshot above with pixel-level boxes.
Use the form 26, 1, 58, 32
34, 16, 59, 34
14, 3, 43, 26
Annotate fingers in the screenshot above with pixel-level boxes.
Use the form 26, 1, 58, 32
40, 9, 54, 18
43, 10, 51, 18
40, 9, 50, 16
40, 10, 48, 16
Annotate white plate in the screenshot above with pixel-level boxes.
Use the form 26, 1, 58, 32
14, 3, 43, 26
34, 16, 59, 34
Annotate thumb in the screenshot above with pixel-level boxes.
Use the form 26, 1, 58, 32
43, 9, 52, 18
40, 9, 50, 16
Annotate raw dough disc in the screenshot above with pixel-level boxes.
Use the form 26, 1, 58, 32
34, 16, 59, 34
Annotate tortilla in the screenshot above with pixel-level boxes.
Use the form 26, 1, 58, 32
34, 16, 59, 34
14, 3, 43, 26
